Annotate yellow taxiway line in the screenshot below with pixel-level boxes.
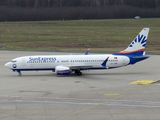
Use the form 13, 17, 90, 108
104, 93, 119, 96
56, 85, 149, 120
130, 80, 157, 85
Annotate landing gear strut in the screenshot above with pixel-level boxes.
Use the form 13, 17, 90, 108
75, 70, 82, 76
17, 71, 22, 76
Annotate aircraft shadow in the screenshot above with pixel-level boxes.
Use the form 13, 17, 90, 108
7, 71, 150, 77
81, 72, 149, 76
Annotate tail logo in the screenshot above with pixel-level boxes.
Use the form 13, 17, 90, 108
129, 34, 147, 47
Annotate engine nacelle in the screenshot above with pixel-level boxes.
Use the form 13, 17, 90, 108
55, 66, 70, 75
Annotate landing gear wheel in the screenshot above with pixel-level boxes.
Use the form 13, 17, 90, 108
18, 73, 22, 76
78, 72, 82, 76
75, 70, 78, 75
75, 70, 82, 76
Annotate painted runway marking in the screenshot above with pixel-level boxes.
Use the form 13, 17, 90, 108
104, 93, 119, 96
130, 80, 157, 85
56, 85, 149, 120
15, 100, 22, 102
0, 94, 108, 101
1, 98, 160, 108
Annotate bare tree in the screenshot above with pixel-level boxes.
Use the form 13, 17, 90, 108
56, 0, 63, 7
93, 0, 100, 6
41, 0, 45, 7
156, 0, 159, 8
120, 0, 124, 5
48, 0, 50, 7
105, 0, 109, 5
34, 0, 38, 8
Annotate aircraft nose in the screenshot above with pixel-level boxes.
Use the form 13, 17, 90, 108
4, 62, 11, 69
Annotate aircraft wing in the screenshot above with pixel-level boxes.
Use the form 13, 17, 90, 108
68, 65, 94, 70
68, 57, 109, 70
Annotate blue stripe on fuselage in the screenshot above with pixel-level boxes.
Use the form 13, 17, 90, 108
12, 67, 117, 72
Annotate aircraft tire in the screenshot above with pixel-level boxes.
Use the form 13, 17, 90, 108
78, 72, 82, 76
75, 70, 78, 75
75, 70, 82, 76
18, 73, 22, 76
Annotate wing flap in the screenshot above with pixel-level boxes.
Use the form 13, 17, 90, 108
69, 65, 94, 70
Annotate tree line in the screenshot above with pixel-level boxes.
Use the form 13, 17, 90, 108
0, 0, 160, 8
0, 0, 160, 21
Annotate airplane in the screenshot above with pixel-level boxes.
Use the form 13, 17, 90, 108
5, 28, 150, 76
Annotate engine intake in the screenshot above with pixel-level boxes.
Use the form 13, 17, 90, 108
55, 66, 70, 75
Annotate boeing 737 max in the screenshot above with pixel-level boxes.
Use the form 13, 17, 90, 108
5, 28, 150, 76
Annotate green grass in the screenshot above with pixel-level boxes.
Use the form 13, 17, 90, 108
0, 18, 160, 53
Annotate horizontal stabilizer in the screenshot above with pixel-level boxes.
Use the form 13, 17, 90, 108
130, 55, 149, 64
133, 55, 149, 59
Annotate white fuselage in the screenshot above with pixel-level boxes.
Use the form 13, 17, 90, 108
5, 54, 130, 71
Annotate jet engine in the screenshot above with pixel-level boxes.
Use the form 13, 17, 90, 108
55, 66, 70, 75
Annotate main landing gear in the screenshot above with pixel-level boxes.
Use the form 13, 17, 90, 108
75, 70, 82, 76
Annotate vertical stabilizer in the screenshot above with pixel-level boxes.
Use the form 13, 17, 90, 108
116, 28, 150, 56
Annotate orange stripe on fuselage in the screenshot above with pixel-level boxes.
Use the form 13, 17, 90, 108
118, 48, 145, 54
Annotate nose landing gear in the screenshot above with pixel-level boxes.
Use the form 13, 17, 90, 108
17, 70, 22, 76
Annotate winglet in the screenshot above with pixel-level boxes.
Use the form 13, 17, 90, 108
85, 48, 90, 55
101, 57, 109, 68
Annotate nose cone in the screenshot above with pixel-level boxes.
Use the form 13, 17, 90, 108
4, 62, 11, 69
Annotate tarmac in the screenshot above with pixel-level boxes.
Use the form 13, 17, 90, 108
0, 50, 160, 120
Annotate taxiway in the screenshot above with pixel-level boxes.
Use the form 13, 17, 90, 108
0, 51, 160, 120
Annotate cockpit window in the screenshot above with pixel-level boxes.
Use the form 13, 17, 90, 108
11, 60, 17, 63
